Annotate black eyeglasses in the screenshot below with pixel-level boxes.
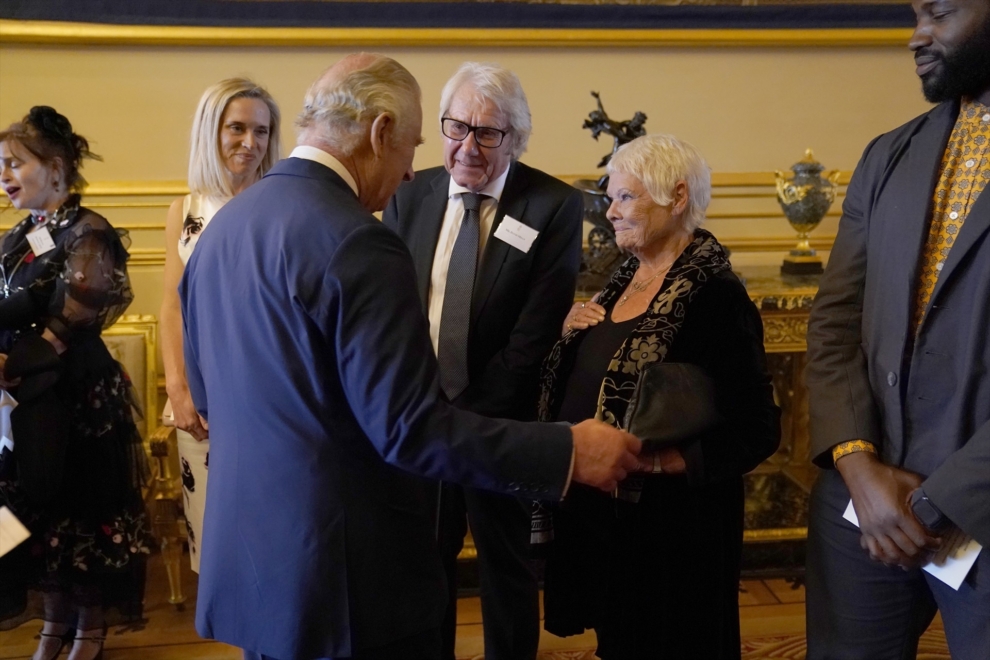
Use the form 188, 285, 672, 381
441, 118, 507, 148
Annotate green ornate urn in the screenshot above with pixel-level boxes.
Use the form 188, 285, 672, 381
775, 149, 841, 276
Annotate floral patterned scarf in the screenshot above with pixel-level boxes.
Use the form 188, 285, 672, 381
537, 228, 731, 505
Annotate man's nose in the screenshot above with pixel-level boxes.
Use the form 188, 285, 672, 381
908, 20, 932, 52
463, 131, 481, 153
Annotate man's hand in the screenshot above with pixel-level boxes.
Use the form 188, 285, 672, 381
836, 451, 940, 569
169, 386, 209, 441
570, 419, 642, 492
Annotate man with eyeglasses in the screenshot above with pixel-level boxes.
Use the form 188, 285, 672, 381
384, 62, 583, 660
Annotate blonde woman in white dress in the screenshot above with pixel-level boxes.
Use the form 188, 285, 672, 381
160, 78, 281, 571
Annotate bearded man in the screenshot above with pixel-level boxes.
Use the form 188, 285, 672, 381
804, 1, 990, 658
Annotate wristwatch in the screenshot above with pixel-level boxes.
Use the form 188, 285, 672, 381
909, 488, 949, 532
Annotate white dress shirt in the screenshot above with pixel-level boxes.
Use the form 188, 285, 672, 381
289, 146, 358, 197
427, 167, 510, 354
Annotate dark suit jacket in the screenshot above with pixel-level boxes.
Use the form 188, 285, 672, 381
179, 157, 573, 659
806, 100, 990, 547
382, 162, 583, 420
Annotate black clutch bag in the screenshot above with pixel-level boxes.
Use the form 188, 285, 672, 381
623, 362, 723, 451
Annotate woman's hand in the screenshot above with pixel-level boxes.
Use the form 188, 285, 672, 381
169, 386, 209, 441
636, 446, 687, 475
562, 298, 607, 335
0, 354, 20, 389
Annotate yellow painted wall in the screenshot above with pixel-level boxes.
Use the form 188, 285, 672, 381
0, 37, 933, 387
1, 43, 930, 180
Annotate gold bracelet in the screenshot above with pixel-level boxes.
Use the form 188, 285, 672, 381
831, 440, 877, 464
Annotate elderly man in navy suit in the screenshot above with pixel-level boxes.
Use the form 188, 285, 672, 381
383, 62, 582, 660
180, 54, 641, 660
805, 1, 990, 658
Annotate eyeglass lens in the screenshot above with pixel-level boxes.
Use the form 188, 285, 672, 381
442, 119, 505, 148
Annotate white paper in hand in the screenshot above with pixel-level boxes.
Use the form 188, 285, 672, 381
843, 499, 982, 590
1, 506, 31, 558
0, 389, 16, 454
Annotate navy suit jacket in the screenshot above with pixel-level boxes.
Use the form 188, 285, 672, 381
382, 162, 583, 420
179, 157, 573, 659
806, 100, 990, 546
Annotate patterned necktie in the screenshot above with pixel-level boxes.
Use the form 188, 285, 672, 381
438, 192, 485, 400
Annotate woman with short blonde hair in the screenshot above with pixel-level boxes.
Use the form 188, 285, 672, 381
160, 78, 281, 573
542, 133, 780, 659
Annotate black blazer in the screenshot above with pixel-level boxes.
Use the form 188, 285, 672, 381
383, 161, 584, 420
181, 157, 574, 659
806, 100, 990, 546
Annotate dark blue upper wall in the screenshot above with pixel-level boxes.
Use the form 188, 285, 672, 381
0, 1, 915, 30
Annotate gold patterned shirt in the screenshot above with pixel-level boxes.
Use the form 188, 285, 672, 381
832, 100, 990, 466
913, 99, 990, 329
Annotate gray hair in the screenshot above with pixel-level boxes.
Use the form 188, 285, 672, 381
188, 78, 282, 198
607, 133, 711, 232
438, 62, 531, 160
296, 56, 420, 155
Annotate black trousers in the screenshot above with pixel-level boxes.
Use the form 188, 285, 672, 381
241, 627, 441, 660
806, 469, 990, 660
437, 482, 541, 660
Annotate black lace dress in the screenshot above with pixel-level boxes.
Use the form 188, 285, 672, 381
0, 195, 153, 630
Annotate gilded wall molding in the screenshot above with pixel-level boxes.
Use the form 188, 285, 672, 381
1, 174, 843, 257
129, 248, 167, 268
558, 172, 854, 188
80, 181, 188, 197
0, 20, 912, 48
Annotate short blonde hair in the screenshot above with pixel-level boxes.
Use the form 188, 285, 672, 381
295, 55, 420, 156
438, 62, 531, 160
188, 78, 282, 197
607, 133, 711, 232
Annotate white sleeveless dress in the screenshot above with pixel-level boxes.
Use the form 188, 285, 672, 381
173, 193, 228, 573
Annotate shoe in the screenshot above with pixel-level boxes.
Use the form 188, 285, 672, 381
36, 628, 74, 660
71, 628, 106, 660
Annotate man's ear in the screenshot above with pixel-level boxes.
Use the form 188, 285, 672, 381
369, 112, 394, 160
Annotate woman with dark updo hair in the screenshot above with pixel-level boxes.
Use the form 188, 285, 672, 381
0, 107, 152, 660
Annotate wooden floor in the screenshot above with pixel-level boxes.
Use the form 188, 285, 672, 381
0, 552, 943, 660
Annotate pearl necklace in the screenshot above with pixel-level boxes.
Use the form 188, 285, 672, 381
616, 258, 676, 307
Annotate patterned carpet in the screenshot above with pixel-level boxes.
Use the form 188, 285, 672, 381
739, 629, 951, 660
509, 629, 953, 660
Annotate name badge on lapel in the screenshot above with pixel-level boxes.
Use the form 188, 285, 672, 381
26, 227, 56, 257
494, 216, 539, 254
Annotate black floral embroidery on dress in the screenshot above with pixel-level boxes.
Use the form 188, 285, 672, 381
181, 457, 195, 493
179, 214, 205, 247
185, 518, 196, 555
0, 199, 151, 627
42, 510, 153, 574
